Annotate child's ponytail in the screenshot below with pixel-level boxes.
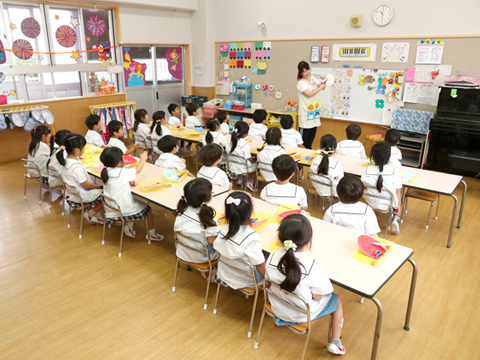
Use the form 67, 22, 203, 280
151, 111, 166, 136
205, 118, 220, 144
371, 142, 391, 192
223, 191, 253, 239
28, 124, 51, 156
317, 134, 337, 176
57, 133, 86, 167
176, 178, 217, 229
48, 129, 72, 168
277, 214, 313, 292
229, 121, 249, 153
99, 146, 124, 184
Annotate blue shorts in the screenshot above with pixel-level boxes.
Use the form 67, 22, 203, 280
274, 293, 338, 326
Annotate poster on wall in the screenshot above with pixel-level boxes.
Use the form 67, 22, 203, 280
123, 47, 146, 87
166, 48, 183, 80
332, 44, 376, 62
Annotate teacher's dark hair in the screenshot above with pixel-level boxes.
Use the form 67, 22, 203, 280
297, 61, 310, 80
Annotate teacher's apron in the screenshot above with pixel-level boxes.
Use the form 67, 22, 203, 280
298, 78, 322, 129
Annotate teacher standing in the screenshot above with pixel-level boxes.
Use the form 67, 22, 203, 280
297, 61, 326, 149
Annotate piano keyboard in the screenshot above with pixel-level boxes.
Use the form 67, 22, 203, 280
339, 47, 370, 58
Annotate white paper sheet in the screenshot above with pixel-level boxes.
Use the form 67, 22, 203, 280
403, 83, 436, 105
415, 45, 444, 64
414, 65, 451, 83
381, 42, 410, 63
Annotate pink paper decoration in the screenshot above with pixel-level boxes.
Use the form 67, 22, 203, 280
21, 17, 41, 39
55, 25, 77, 48
86, 14, 106, 37
12, 39, 33, 60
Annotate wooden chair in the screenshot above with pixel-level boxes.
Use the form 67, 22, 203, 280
172, 232, 218, 310
254, 279, 333, 360
212, 256, 263, 338
47, 166, 66, 216
254, 161, 276, 195
101, 195, 152, 257
21, 158, 44, 205
402, 189, 440, 229
362, 185, 394, 239
307, 172, 336, 210
226, 153, 255, 191
364, 125, 390, 147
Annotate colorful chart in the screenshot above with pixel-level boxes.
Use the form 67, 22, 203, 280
12, 39, 33, 60
55, 25, 77, 48
21, 17, 41, 39
86, 14, 106, 37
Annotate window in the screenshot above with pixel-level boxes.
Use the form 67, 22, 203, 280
0, 76, 24, 103
53, 72, 82, 98
85, 70, 115, 94
123, 46, 152, 87
156, 47, 183, 83
82, 9, 114, 64
25, 73, 54, 101
48, 7, 82, 64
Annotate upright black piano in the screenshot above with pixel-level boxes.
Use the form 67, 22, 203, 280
425, 86, 480, 176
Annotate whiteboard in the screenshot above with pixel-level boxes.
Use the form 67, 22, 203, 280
311, 67, 405, 125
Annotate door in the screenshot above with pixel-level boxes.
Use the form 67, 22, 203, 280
153, 46, 185, 112
123, 46, 155, 111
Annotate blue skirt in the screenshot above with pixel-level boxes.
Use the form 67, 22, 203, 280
274, 293, 338, 326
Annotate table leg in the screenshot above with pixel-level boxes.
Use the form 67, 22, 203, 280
404, 258, 418, 330
369, 296, 383, 360
457, 180, 467, 229
447, 194, 458, 248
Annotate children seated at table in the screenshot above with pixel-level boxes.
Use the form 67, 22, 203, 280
107, 120, 138, 156
385, 129, 402, 166
213, 192, 265, 289
132, 109, 151, 152
202, 118, 228, 148
249, 109, 268, 141
100, 147, 163, 240
167, 103, 182, 126
216, 110, 230, 135
85, 114, 106, 148
265, 214, 346, 355
335, 123, 366, 159
185, 102, 202, 152
361, 142, 403, 235
280, 115, 304, 148
198, 144, 232, 189
310, 134, 344, 197
324, 175, 380, 237
226, 121, 256, 191
154, 135, 186, 170
150, 110, 173, 154
260, 155, 308, 210
257, 127, 286, 182
58, 134, 104, 225
27, 124, 51, 182
47, 129, 72, 187
174, 178, 219, 263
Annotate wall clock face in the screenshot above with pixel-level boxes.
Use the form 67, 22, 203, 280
373, 5, 394, 26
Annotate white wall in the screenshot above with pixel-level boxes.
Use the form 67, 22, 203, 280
213, 0, 480, 40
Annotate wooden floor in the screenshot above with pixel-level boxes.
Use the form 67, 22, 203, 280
2, 154, 480, 360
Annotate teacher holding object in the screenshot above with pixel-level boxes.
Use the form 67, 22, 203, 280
297, 61, 326, 149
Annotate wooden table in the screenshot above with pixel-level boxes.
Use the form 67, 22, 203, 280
210, 191, 417, 360
168, 126, 206, 173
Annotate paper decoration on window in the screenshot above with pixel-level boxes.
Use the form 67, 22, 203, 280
237, 60, 244, 68
86, 14, 106, 37
92, 41, 110, 62
244, 51, 251, 59
70, 16, 80, 28
263, 42, 271, 50
237, 51, 244, 59
244, 60, 251, 68
55, 26, 77, 48
229, 43, 236, 51
244, 42, 251, 51
166, 48, 183, 80
12, 39, 33, 60
86, 37, 91, 42
332, 43, 377, 62
0, 73, 6, 84
123, 47, 147, 87
236, 43, 243, 51
230, 60, 237, 68
219, 43, 229, 57
256, 61, 267, 75
229, 51, 236, 59
0, 41, 7, 64
263, 50, 271, 59
21, 18, 41, 39
381, 42, 409, 63
37, 55, 44, 62
71, 50, 81, 62
255, 50, 262, 59
54, 15, 60, 20
9, 23, 16, 30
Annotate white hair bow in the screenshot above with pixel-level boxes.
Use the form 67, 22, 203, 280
226, 197, 241, 206
283, 240, 297, 251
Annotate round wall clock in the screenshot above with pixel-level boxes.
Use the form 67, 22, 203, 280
372, 5, 394, 26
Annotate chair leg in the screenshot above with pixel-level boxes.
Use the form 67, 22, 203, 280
328, 313, 333, 344
61, 191, 65, 216
102, 218, 107, 245
384, 211, 392, 238
118, 220, 125, 257
38, 180, 42, 205
79, 207, 84, 239
247, 289, 260, 338
204, 266, 213, 310
145, 219, 151, 245
300, 328, 312, 360
213, 281, 221, 314
49, 187, 53, 209
435, 196, 440, 220
425, 201, 434, 229
68, 206, 72, 228
253, 303, 267, 349
23, 178, 27, 199
172, 258, 180, 292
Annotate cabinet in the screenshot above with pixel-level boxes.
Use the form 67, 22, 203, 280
232, 84, 252, 108
397, 132, 426, 168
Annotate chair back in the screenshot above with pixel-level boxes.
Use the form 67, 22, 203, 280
263, 279, 311, 324
101, 194, 124, 219
256, 161, 276, 182
217, 255, 258, 289
377, 126, 390, 136
21, 158, 41, 178
226, 153, 251, 175
175, 231, 216, 262
64, 183, 85, 207
307, 172, 334, 197
47, 166, 65, 185
363, 185, 394, 213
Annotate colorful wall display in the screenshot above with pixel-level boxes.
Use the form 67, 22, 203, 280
55, 25, 77, 48
166, 47, 182, 80
123, 47, 147, 87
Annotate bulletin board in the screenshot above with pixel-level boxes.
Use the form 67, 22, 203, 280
214, 36, 480, 125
